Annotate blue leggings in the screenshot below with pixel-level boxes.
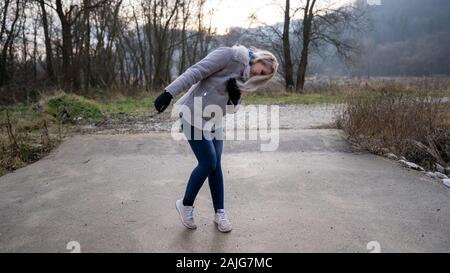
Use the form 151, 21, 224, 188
182, 124, 224, 211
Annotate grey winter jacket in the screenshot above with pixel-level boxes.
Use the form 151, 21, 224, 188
164, 45, 251, 130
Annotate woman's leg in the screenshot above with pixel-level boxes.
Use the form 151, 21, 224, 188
208, 137, 224, 212
183, 130, 218, 207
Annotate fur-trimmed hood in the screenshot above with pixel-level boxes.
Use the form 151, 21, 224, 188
231, 44, 251, 67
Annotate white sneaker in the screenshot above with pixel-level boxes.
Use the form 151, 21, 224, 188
214, 209, 232, 233
175, 199, 197, 229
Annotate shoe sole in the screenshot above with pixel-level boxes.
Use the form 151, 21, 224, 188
214, 220, 232, 233
175, 200, 197, 230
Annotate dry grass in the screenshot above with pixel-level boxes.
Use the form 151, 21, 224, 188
0, 109, 61, 176
337, 90, 450, 170
303, 76, 450, 94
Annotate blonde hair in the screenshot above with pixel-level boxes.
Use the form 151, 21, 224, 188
236, 46, 279, 92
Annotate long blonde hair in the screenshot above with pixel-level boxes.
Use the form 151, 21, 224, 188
236, 46, 279, 92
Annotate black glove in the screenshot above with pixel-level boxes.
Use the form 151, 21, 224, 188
154, 90, 173, 113
226, 78, 241, 106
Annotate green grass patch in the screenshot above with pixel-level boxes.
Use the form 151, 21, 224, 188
243, 93, 348, 105
0, 102, 30, 113
97, 95, 156, 113
44, 92, 103, 122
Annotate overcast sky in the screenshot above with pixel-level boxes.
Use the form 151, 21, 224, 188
203, 0, 356, 34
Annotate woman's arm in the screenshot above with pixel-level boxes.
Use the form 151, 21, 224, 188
164, 47, 234, 98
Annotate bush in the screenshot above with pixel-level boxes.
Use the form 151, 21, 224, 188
337, 91, 450, 170
44, 92, 103, 123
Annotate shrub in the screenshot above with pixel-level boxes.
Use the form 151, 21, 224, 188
44, 92, 103, 123
337, 91, 450, 170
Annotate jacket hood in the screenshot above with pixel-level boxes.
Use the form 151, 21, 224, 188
231, 44, 251, 66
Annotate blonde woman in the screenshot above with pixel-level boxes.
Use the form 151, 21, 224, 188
154, 44, 279, 232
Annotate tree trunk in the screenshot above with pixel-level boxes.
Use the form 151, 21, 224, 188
56, 0, 73, 90
133, 6, 147, 89
296, 40, 309, 92
283, 0, 294, 90
0, 0, 11, 45
38, 0, 56, 84
296, 0, 315, 92
83, 0, 91, 91
0, 0, 20, 86
179, 0, 190, 75
33, 17, 38, 82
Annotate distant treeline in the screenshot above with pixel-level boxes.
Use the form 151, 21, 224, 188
0, 0, 366, 103
1, 0, 448, 104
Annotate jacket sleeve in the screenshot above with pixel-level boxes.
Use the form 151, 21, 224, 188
164, 47, 234, 98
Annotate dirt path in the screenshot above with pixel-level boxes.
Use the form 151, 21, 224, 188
1, 104, 449, 252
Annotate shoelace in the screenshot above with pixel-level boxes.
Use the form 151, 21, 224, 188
216, 212, 228, 223
185, 207, 194, 220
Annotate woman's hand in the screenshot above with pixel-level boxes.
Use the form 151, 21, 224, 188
226, 78, 241, 106
154, 90, 173, 113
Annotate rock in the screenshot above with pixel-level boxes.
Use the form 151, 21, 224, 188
446, 167, 450, 176
30, 143, 43, 149
95, 119, 109, 127
399, 160, 425, 171
400, 156, 407, 161
380, 148, 390, 154
436, 163, 445, 174
425, 172, 438, 179
386, 153, 398, 160
434, 172, 449, 179
443, 179, 450, 188
83, 124, 97, 130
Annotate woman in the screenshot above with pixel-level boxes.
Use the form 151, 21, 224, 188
154, 44, 279, 232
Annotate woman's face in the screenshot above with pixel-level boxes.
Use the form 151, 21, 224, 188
250, 61, 272, 77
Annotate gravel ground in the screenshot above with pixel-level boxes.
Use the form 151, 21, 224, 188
74, 103, 345, 134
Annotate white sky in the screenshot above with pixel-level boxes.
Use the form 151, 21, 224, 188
204, 0, 355, 35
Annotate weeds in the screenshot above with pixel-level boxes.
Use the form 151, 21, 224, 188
337, 90, 450, 170
0, 108, 59, 176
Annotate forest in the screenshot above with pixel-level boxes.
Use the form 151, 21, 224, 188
1, 0, 449, 104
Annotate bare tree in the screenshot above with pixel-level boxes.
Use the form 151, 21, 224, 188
37, 0, 56, 84
249, 0, 301, 90
82, 0, 91, 91
296, 0, 364, 91
189, 0, 216, 64
0, 0, 22, 86
247, 0, 364, 92
89, 0, 123, 88
283, 0, 296, 90
52, 0, 109, 89
178, 0, 193, 74
148, 0, 181, 88
296, 0, 316, 92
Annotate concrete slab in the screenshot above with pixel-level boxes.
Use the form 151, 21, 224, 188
0, 130, 449, 252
